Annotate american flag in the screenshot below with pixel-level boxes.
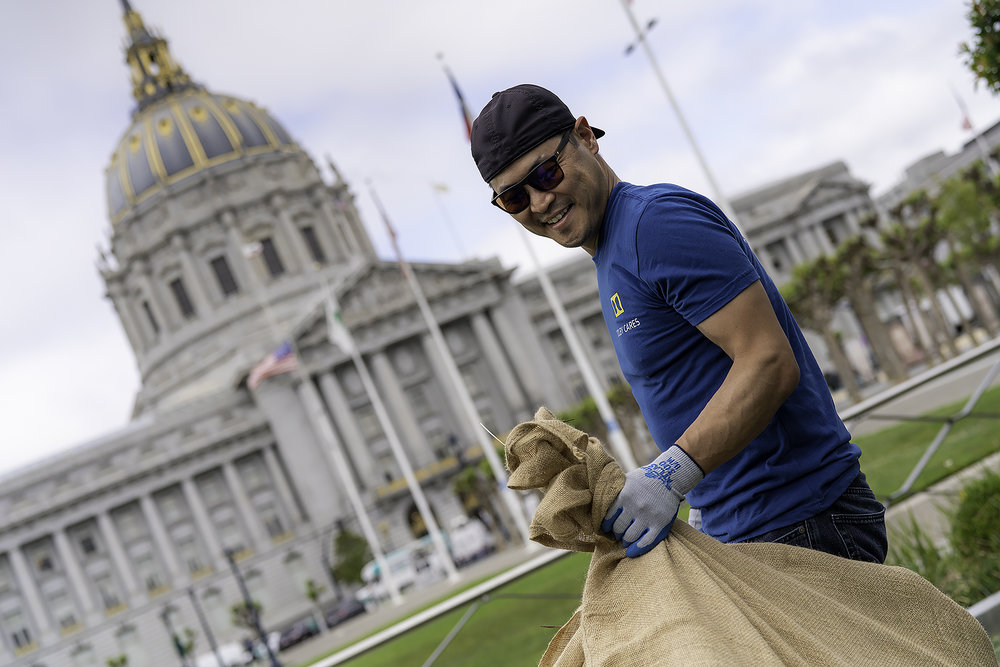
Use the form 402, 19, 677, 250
440, 57, 475, 142
248, 340, 299, 390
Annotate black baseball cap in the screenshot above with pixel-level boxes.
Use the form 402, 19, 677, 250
471, 84, 605, 183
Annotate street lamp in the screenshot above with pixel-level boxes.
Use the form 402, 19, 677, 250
224, 548, 281, 667
159, 604, 193, 667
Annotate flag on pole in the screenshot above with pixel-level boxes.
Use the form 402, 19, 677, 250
248, 340, 299, 390
325, 290, 357, 355
950, 85, 975, 132
439, 56, 475, 142
368, 184, 409, 280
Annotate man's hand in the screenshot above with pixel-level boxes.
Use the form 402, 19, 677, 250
601, 445, 704, 557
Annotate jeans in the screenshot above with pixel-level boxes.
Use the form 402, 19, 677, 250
739, 472, 888, 564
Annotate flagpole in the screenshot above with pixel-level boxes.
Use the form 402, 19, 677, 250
241, 244, 403, 606
367, 184, 533, 546
516, 230, 639, 470
321, 277, 460, 584
950, 84, 1000, 177
618, 0, 743, 233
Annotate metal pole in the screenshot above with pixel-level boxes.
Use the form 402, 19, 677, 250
517, 228, 638, 469
618, 0, 743, 233
224, 548, 281, 667
369, 185, 533, 545
345, 324, 460, 583
159, 605, 193, 667
187, 587, 225, 667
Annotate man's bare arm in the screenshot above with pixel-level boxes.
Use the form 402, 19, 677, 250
676, 280, 800, 473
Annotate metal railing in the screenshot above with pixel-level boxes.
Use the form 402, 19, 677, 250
840, 334, 1000, 507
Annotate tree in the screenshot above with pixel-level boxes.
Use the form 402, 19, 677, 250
332, 530, 371, 584
106, 657, 128, 667
781, 256, 862, 401
305, 578, 328, 630
230, 600, 262, 632
962, 0, 1000, 94
833, 235, 909, 383
882, 194, 960, 359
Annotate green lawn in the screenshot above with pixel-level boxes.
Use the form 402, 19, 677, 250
854, 383, 1000, 501
309, 383, 1000, 666
315, 552, 589, 667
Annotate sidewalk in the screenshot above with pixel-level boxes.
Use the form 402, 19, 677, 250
277, 542, 547, 666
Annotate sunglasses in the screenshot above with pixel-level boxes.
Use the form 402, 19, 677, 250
491, 131, 573, 214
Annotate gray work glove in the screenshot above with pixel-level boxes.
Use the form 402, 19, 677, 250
601, 445, 704, 558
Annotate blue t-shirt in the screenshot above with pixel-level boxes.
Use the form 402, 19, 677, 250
593, 182, 860, 542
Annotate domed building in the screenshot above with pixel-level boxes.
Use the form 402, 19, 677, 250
0, 2, 627, 665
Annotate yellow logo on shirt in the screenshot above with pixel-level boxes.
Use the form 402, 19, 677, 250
611, 292, 624, 318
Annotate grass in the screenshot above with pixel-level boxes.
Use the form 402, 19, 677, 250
309, 552, 590, 667
307, 383, 1000, 666
853, 383, 1000, 501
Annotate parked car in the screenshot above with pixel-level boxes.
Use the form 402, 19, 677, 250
323, 598, 367, 628
448, 515, 496, 566
277, 617, 320, 651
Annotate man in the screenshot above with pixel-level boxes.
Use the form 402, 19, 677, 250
470, 84, 887, 562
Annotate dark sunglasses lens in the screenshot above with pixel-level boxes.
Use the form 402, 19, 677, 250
531, 160, 563, 190
497, 187, 529, 213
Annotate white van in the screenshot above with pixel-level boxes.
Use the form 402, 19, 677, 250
355, 532, 451, 607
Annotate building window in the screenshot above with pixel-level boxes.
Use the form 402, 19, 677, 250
79, 535, 97, 556
4, 610, 32, 649
178, 537, 204, 573
264, 513, 285, 539
765, 239, 792, 274
210, 255, 240, 296
95, 573, 121, 610
169, 278, 196, 318
142, 300, 160, 335
300, 226, 326, 264
260, 237, 285, 277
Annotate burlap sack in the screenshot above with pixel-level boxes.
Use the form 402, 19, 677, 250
505, 407, 997, 666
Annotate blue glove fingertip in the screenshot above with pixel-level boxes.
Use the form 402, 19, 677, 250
624, 523, 673, 558
600, 506, 623, 535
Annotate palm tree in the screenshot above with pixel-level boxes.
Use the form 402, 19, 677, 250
833, 235, 909, 382
937, 168, 1000, 336
882, 194, 959, 358
782, 256, 862, 401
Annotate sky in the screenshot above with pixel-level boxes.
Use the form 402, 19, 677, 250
1, 0, 998, 477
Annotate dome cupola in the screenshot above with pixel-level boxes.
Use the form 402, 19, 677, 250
106, 0, 299, 224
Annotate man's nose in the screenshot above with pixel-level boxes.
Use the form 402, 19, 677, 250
527, 185, 555, 214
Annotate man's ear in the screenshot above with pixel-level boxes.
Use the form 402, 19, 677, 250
574, 116, 600, 154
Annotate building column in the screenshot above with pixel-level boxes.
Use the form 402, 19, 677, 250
262, 446, 307, 527
107, 281, 145, 353
317, 371, 378, 487
271, 194, 315, 270
132, 261, 173, 334
7, 547, 54, 645
171, 235, 212, 313
52, 530, 98, 624
470, 312, 531, 420
222, 462, 269, 552
96, 512, 141, 604
492, 286, 572, 409
319, 199, 354, 260
219, 210, 255, 292
370, 350, 436, 467
812, 225, 836, 256
138, 496, 184, 583
419, 334, 476, 446
181, 479, 225, 570
785, 234, 806, 265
